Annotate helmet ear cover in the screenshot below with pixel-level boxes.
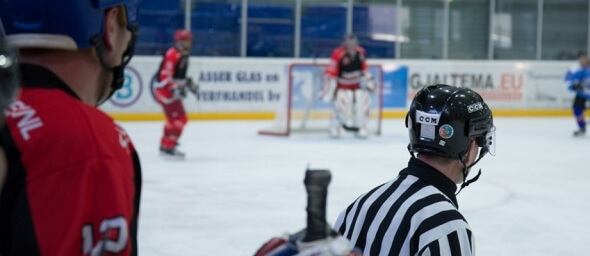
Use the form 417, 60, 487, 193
468, 114, 492, 146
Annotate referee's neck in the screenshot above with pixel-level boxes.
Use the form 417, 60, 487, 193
416, 154, 462, 184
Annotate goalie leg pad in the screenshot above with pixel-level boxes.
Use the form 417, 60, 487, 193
353, 89, 371, 135
333, 89, 355, 127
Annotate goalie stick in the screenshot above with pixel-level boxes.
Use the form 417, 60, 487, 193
332, 107, 361, 133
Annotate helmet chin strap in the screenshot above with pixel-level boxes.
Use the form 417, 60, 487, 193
407, 144, 487, 195
90, 24, 137, 106
456, 147, 488, 195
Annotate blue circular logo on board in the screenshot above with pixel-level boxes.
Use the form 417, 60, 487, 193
109, 66, 143, 108
439, 124, 454, 139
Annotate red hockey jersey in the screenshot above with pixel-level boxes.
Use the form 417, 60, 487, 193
0, 64, 142, 256
324, 46, 369, 90
155, 46, 189, 101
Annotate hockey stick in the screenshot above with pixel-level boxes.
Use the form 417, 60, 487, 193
302, 169, 332, 242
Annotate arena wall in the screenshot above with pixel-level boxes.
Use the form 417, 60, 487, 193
100, 56, 575, 120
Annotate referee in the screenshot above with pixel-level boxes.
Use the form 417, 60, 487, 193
334, 84, 496, 256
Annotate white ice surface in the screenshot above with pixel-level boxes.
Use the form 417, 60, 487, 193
120, 117, 590, 256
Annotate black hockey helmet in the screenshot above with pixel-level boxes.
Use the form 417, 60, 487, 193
406, 84, 495, 160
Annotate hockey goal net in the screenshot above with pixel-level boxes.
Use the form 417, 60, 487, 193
258, 63, 384, 136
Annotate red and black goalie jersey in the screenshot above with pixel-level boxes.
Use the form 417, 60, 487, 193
324, 46, 369, 90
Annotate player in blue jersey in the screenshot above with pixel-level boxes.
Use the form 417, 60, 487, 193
566, 51, 590, 136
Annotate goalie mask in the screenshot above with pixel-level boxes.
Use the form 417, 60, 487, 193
406, 84, 495, 166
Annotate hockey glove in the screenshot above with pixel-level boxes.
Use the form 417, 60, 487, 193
320, 77, 337, 103
254, 229, 360, 256
363, 73, 377, 92
254, 170, 361, 256
171, 87, 187, 99
570, 82, 584, 91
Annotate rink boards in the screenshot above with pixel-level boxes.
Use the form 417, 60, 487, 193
100, 57, 578, 120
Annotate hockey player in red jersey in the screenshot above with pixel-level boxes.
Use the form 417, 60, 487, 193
320, 33, 377, 138
0, 1, 142, 255
154, 29, 198, 159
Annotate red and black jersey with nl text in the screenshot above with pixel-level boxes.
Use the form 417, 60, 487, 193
0, 64, 142, 256
324, 46, 369, 90
155, 46, 190, 100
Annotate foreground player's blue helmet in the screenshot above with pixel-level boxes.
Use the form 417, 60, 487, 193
406, 84, 496, 160
0, 0, 140, 105
0, 0, 140, 50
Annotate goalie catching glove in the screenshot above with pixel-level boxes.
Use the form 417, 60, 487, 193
363, 72, 377, 92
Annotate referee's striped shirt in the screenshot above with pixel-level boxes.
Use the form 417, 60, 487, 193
334, 157, 475, 256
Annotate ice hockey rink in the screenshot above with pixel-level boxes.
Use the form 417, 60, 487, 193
121, 117, 590, 256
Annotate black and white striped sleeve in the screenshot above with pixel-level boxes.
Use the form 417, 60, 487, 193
418, 227, 475, 256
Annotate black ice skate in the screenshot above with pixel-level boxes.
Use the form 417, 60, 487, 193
159, 146, 186, 159
573, 129, 586, 137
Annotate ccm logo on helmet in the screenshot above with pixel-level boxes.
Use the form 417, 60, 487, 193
467, 102, 484, 113
416, 111, 440, 125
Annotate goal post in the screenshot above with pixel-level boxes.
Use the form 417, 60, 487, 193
258, 63, 384, 136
